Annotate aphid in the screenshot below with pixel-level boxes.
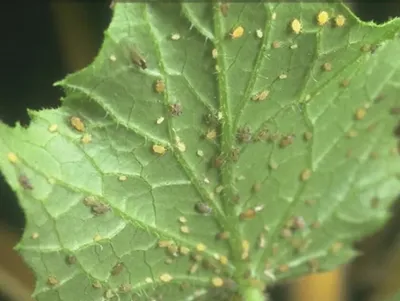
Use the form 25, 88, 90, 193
178, 216, 187, 223
196, 243, 206, 252
159, 273, 173, 282
254, 129, 269, 142
109, 54, 117, 62
281, 228, 292, 238
66, 255, 77, 265
19, 174, 33, 190
219, 255, 228, 265
370, 197, 379, 208
179, 246, 190, 255
154, 80, 165, 93
290, 19, 302, 34
206, 128, 217, 140
91, 202, 110, 216
303, 131, 312, 141
330, 242, 343, 254
111, 263, 124, 276
152, 144, 166, 155
278, 264, 289, 273
390, 107, 400, 115
279, 73, 288, 80
340, 79, 350, 87
145, 277, 153, 283
31, 232, 39, 239
189, 263, 199, 274
334, 14, 346, 27
169, 103, 182, 116
256, 29, 263, 38
130, 47, 147, 69
47, 276, 59, 286
180, 225, 190, 234
355, 107, 366, 120
300, 168, 312, 181
258, 233, 266, 248
347, 129, 358, 138
93, 234, 102, 242
307, 259, 319, 272
322, 62, 332, 71
48, 124, 58, 133
241, 240, 249, 260
292, 216, 306, 230
164, 258, 173, 265
220, 2, 229, 17
118, 175, 127, 181
7, 152, 17, 163
360, 44, 371, 53
119, 283, 132, 292
212, 48, 218, 59
215, 185, 224, 194
70, 116, 85, 132
195, 202, 212, 214
290, 44, 298, 49
212, 277, 224, 287
190, 253, 203, 262
230, 26, 244, 39
304, 199, 316, 206
311, 220, 321, 229
196, 150, 204, 157
317, 11, 329, 26
216, 231, 230, 240
272, 41, 280, 49
252, 90, 269, 101
236, 126, 252, 143
170, 33, 180, 40
239, 208, 256, 220
83, 196, 97, 207
269, 161, 278, 170
167, 244, 179, 256
279, 135, 295, 148
176, 138, 186, 152
214, 155, 226, 168
92, 280, 102, 289
252, 182, 261, 193
81, 133, 92, 144
254, 204, 264, 212
230, 147, 240, 162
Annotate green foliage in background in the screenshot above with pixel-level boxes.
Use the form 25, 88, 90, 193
0, 2, 399, 301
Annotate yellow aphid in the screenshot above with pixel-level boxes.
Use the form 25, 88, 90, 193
171, 33, 180, 40
118, 175, 127, 181
158, 240, 172, 248
317, 11, 329, 26
291, 18, 302, 34
300, 168, 312, 181
154, 80, 165, 93
212, 277, 224, 287
212, 48, 218, 59
206, 129, 217, 140
109, 54, 117, 62
219, 255, 228, 265
31, 232, 39, 239
179, 246, 190, 255
196, 243, 206, 252
159, 273, 173, 283
241, 240, 250, 260
70, 116, 85, 132
230, 26, 244, 39
335, 14, 346, 27
81, 133, 92, 144
152, 144, 166, 155
48, 124, 58, 133
93, 234, 102, 242
180, 225, 190, 234
355, 108, 366, 120
7, 152, 17, 164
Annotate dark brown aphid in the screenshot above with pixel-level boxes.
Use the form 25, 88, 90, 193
169, 103, 182, 116
19, 174, 33, 190
130, 48, 147, 69
111, 263, 124, 276
230, 147, 240, 162
292, 216, 306, 230
214, 154, 226, 168
390, 107, 400, 115
239, 208, 256, 220
279, 135, 295, 148
203, 112, 219, 127
236, 126, 252, 144
66, 255, 77, 265
195, 202, 212, 214
220, 2, 229, 17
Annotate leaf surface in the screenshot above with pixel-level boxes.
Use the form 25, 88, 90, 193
1, 2, 400, 301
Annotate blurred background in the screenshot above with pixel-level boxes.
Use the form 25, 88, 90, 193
0, 2, 399, 301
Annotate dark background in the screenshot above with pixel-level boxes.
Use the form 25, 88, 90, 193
0, 2, 399, 301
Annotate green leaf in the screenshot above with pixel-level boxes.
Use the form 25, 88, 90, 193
1, 2, 400, 301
